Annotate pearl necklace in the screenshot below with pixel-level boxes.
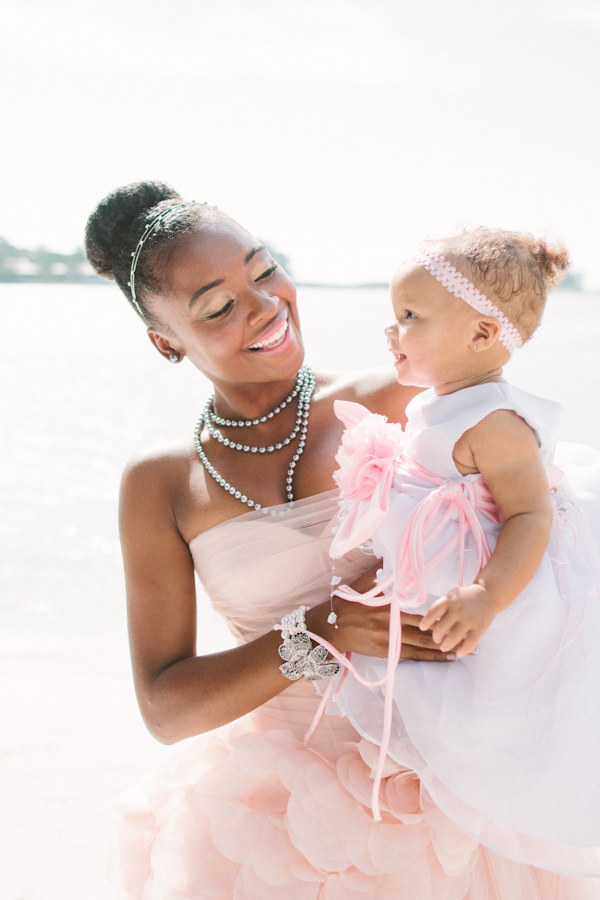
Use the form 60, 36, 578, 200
202, 366, 310, 454
193, 366, 316, 510
207, 368, 307, 427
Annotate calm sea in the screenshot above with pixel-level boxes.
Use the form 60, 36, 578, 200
2, 282, 600, 640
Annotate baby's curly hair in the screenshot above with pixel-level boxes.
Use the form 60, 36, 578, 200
428, 228, 570, 342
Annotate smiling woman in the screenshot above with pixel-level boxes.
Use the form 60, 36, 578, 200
146, 219, 303, 391
83, 182, 595, 900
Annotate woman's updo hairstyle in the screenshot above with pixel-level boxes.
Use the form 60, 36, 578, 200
431, 228, 570, 341
85, 181, 224, 325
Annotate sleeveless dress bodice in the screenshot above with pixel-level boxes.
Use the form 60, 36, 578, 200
402, 382, 560, 477
189, 489, 369, 645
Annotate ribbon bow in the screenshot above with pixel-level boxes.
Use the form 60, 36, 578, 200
300, 460, 499, 820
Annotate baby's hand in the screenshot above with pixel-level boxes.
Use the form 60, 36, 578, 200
418, 585, 497, 657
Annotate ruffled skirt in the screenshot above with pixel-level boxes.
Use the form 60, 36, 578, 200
109, 682, 600, 899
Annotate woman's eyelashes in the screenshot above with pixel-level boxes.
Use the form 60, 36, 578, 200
204, 261, 277, 320
255, 263, 278, 281
206, 298, 234, 320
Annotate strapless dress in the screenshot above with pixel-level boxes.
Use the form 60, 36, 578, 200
109, 489, 600, 899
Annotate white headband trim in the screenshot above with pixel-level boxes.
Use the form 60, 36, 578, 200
127, 202, 188, 317
412, 249, 523, 353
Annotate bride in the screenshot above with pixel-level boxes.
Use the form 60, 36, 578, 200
85, 181, 598, 899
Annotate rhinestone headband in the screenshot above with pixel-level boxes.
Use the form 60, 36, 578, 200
412, 249, 523, 352
128, 202, 188, 317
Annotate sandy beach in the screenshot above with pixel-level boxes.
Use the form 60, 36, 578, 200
1, 282, 599, 899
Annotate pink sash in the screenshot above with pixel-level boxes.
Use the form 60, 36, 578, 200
293, 452, 563, 821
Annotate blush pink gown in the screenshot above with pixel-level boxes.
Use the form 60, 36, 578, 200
109, 489, 600, 899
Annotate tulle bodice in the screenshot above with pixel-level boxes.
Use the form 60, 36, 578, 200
189, 489, 370, 644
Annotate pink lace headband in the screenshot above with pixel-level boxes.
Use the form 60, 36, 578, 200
411, 249, 523, 353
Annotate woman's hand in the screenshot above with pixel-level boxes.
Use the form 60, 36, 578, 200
306, 563, 456, 662
400, 612, 457, 661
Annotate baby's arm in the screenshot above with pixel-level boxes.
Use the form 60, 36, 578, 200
420, 409, 554, 656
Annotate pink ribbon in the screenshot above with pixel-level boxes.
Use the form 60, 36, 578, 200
389, 457, 498, 609
303, 459, 501, 820
301, 452, 565, 820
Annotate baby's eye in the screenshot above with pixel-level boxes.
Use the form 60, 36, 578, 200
255, 264, 277, 282
404, 310, 416, 320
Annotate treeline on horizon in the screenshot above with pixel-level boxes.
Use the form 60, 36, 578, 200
0, 235, 584, 290
0, 236, 293, 285
0, 236, 102, 283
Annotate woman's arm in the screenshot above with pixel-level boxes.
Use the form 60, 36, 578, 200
121, 453, 451, 745
421, 409, 554, 655
121, 453, 294, 743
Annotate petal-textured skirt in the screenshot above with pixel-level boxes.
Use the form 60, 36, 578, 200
109, 682, 600, 900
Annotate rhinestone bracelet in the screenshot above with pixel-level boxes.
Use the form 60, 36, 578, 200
277, 605, 340, 681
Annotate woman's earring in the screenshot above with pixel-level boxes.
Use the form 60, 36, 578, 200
472, 344, 477, 350
169, 353, 180, 363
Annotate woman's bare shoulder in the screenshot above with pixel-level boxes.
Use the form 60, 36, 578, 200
120, 436, 197, 504
315, 367, 423, 425
118, 435, 219, 548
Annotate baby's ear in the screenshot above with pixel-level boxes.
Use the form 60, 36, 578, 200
471, 317, 502, 350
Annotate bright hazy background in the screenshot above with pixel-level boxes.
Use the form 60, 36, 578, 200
2, 0, 600, 286
2, 2, 600, 898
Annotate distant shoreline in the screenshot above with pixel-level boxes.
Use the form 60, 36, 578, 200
0, 277, 390, 288
0, 277, 389, 288
0, 278, 590, 292
297, 282, 388, 289
0, 274, 104, 284
0, 236, 588, 292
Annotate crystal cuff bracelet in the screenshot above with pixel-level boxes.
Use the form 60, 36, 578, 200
277, 606, 340, 682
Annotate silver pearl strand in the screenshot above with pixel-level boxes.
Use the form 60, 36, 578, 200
193, 366, 316, 510
207, 369, 307, 427
202, 366, 310, 454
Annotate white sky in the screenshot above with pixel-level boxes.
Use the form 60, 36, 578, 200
2, 0, 600, 285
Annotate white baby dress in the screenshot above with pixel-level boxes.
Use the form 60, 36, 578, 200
328, 382, 600, 878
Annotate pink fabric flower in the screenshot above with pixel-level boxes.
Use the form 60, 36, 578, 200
330, 401, 405, 557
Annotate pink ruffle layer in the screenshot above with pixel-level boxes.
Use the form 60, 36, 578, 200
109, 719, 599, 900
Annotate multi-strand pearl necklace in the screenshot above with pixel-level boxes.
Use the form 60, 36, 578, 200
193, 365, 316, 510
207, 369, 306, 428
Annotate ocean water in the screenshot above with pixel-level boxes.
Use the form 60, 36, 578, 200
1, 282, 599, 900
2, 282, 600, 637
